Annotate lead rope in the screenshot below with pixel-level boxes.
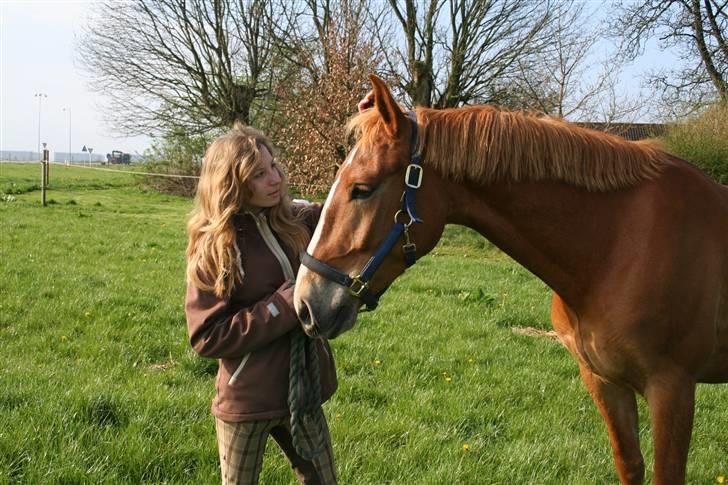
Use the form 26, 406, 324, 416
288, 327, 327, 461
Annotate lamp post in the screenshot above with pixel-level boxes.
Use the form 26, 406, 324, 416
34, 93, 47, 159
63, 107, 72, 164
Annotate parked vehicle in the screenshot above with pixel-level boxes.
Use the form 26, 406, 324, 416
107, 150, 131, 164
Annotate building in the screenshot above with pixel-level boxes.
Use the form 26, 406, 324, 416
576, 123, 667, 141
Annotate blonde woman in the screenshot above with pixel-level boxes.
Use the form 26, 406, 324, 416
185, 123, 338, 484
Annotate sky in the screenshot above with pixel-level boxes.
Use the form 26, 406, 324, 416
1, 0, 150, 156
1, 0, 677, 157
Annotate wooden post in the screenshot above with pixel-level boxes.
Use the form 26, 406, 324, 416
41, 148, 49, 207
44, 148, 49, 186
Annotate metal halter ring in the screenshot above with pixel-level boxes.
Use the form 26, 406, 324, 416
394, 209, 415, 227
348, 276, 369, 297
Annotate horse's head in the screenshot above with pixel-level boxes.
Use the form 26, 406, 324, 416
294, 76, 447, 339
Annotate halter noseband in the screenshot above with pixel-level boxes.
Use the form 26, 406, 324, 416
300, 111, 424, 311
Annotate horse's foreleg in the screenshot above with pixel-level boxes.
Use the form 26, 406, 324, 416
578, 364, 645, 485
644, 370, 696, 485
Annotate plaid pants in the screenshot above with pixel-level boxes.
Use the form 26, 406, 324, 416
215, 413, 337, 485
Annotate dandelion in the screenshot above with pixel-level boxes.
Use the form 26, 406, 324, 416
462, 443, 470, 452
445, 376, 452, 383
717, 475, 725, 484
373, 359, 382, 366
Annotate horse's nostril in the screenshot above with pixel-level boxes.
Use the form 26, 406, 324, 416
298, 303, 311, 326
297, 301, 319, 337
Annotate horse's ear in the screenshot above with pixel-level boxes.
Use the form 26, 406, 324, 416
370, 75, 406, 137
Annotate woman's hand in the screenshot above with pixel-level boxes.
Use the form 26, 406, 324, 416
358, 91, 375, 113
278, 279, 295, 307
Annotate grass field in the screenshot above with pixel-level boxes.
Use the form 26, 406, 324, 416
1, 162, 726, 484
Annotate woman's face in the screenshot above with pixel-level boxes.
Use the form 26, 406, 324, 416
247, 145, 283, 209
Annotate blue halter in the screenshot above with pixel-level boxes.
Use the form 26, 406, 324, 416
300, 111, 424, 311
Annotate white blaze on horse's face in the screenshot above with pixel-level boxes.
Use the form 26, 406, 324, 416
306, 145, 358, 255
295, 145, 362, 339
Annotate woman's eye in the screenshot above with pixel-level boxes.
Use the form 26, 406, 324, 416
351, 185, 374, 200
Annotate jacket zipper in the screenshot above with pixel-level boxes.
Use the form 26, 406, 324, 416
229, 211, 295, 385
253, 213, 296, 280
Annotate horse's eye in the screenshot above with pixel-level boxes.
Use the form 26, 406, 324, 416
351, 184, 375, 200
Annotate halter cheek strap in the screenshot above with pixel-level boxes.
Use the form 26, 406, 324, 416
300, 111, 423, 311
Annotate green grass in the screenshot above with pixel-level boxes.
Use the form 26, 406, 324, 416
1, 163, 726, 484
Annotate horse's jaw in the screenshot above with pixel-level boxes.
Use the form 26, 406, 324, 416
294, 267, 359, 339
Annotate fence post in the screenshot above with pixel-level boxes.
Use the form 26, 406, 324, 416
41, 148, 49, 207
44, 148, 49, 186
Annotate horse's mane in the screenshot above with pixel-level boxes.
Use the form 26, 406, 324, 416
347, 105, 667, 192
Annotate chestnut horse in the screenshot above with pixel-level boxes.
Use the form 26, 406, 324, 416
294, 76, 728, 484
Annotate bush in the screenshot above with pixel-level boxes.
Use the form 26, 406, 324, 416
661, 102, 728, 184
141, 128, 213, 197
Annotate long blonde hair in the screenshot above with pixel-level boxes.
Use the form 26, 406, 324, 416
186, 123, 311, 298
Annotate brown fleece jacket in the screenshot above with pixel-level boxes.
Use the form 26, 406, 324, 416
185, 203, 337, 421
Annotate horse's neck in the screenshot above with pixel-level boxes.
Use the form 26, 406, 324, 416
445, 179, 632, 304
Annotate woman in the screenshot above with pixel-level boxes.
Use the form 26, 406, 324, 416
185, 123, 338, 484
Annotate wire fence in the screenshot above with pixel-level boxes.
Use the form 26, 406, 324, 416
47, 161, 201, 179
40, 161, 332, 192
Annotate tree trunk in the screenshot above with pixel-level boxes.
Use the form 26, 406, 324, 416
692, 0, 728, 100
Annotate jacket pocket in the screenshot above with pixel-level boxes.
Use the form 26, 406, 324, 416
227, 352, 251, 385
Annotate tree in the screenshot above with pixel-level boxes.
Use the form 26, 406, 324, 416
269, 0, 385, 193
372, 0, 573, 108
78, 0, 277, 136
613, 0, 728, 114
141, 128, 211, 196
510, 2, 646, 124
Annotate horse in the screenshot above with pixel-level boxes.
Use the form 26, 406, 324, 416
293, 75, 728, 484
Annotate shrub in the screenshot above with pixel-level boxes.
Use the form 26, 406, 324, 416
661, 102, 728, 184
141, 128, 213, 197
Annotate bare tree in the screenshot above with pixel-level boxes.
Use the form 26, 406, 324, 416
612, 0, 728, 115
511, 3, 646, 124
373, 0, 573, 108
78, 0, 277, 136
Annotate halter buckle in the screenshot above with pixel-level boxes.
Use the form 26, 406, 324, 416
405, 164, 423, 189
348, 276, 369, 297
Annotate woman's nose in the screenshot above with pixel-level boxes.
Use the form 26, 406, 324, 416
269, 167, 281, 184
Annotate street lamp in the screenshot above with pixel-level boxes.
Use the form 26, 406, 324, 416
34, 93, 47, 159
63, 107, 72, 164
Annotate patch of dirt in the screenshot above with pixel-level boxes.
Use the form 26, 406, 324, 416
511, 326, 560, 341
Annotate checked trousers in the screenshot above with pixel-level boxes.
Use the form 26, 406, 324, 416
215, 413, 337, 485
